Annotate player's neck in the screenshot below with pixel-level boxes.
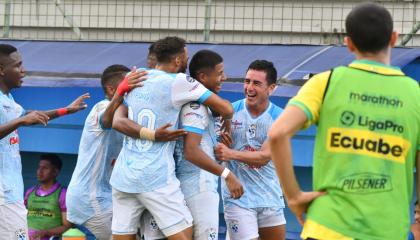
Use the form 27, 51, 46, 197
40, 180, 56, 191
246, 101, 269, 118
0, 81, 10, 95
156, 63, 178, 73
354, 49, 391, 65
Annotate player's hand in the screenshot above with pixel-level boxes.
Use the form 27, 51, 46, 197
225, 172, 244, 199
21, 111, 49, 126
155, 123, 187, 141
215, 143, 232, 161
66, 93, 90, 114
220, 117, 232, 134
288, 191, 326, 225
126, 66, 148, 90
219, 132, 232, 147
31, 230, 48, 239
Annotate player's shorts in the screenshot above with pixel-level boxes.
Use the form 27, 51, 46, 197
224, 204, 286, 240
112, 180, 193, 237
141, 191, 219, 240
84, 205, 112, 240
0, 201, 28, 240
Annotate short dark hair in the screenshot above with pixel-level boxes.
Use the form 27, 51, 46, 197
0, 44, 17, 62
345, 3, 393, 53
40, 154, 62, 171
100, 64, 130, 92
189, 50, 223, 79
152, 36, 186, 64
247, 60, 277, 85
147, 42, 157, 68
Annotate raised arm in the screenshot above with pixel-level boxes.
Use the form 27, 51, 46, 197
40, 93, 90, 120
0, 111, 49, 139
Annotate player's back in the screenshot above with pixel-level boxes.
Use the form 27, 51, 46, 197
110, 69, 212, 193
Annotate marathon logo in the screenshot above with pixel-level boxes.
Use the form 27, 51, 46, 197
327, 128, 410, 163
349, 92, 403, 108
338, 173, 392, 194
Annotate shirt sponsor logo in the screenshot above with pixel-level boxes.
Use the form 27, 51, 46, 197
232, 120, 243, 129
189, 83, 199, 92
186, 75, 196, 83
327, 128, 410, 163
340, 111, 404, 133
338, 173, 392, 194
349, 92, 403, 108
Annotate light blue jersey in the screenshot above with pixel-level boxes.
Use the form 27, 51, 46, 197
110, 70, 212, 193
0, 92, 25, 205
175, 102, 218, 199
67, 99, 123, 224
222, 99, 285, 209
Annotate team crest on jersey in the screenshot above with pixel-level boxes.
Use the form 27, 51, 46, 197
15, 229, 27, 240
229, 220, 239, 233
207, 228, 217, 240
189, 102, 200, 110
248, 124, 257, 138
149, 217, 159, 231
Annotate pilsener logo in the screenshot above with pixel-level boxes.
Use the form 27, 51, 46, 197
327, 128, 411, 163
338, 173, 392, 194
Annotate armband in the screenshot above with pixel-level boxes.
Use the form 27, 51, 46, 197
139, 127, 155, 141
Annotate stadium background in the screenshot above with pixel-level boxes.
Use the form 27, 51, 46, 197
1, 0, 420, 239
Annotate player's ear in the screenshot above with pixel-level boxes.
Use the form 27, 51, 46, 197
268, 83, 276, 95
344, 36, 356, 53
389, 31, 398, 48
197, 71, 207, 83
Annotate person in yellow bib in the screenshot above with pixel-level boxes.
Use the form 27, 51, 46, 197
268, 2, 420, 240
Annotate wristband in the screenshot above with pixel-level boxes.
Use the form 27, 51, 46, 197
139, 127, 156, 141
116, 76, 129, 96
221, 168, 230, 179
57, 108, 68, 116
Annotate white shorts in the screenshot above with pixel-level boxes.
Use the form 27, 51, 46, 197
0, 202, 28, 240
84, 208, 112, 240
186, 191, 219, 240
112, 180, 193, 237
224, 204, 286, 240
141, 191, 219, 240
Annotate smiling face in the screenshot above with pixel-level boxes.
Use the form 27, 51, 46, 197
200, 62, 226, 94
243, 69, 275, 113
0, 51, 25, 90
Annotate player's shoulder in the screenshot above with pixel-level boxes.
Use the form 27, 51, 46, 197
267, 102, 284, 120
232, 99, 245, 113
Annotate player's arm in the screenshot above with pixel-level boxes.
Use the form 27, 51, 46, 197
202, 95, 233, 121
268, 106, 324, 224
100, 68, 147, 129
184, 132, 244, 199
112, 104, 186, 141
0, 111, 49, 139
35, 93, 90, 120
215, 140, 271, 167
35, 212, 73, 238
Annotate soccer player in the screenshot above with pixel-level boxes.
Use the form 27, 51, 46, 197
111, 36, 233, 240
0, 43, 89, 240
172, 50, 244, 239
66, 64, 184, 240
268, 3, 420, 239
215, 60, 286, 240
25, 154, 71, 240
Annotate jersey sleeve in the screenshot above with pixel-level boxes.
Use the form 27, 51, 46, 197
96, 102, 110, 130
171, 73, 213, 109
59, 187, 67, 212
180, 102, 209, 135
287, 71, 331, 129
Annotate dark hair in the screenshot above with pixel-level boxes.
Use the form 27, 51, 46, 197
100, 64, 130, 92
0, 44, 17, 61
152, 36, 186, 64
345, 3, 393, 53
147, 42, 157, 68
189, 50, 223, 79
40, 154, 62, 171
247, 60, 277, 85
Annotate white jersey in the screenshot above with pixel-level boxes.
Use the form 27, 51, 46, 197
222, 99, 285, 209
174, 102, 218, 199
0, 92, 25, 205
110, 69, 212, 193
67, 99, 123, 224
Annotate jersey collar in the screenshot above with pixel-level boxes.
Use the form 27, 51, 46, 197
348, 60, 405, 76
